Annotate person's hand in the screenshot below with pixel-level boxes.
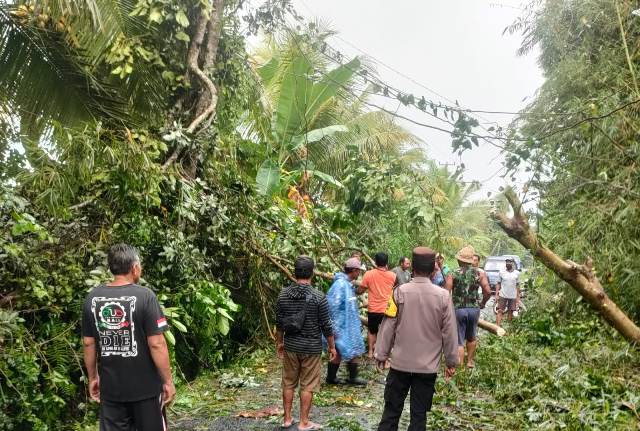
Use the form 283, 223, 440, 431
162, 381, 176, 408
89, 377, 100, 402
276, 342, 285, 360
376, 360, 386, 372
444, 367, 456, 382
328, 347, 338, 362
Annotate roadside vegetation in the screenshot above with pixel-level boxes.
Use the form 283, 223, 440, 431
1, 0, 640, 429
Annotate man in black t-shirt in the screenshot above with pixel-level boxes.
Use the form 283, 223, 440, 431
82, 243, 175, 431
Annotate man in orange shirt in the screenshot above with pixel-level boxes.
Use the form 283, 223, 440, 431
358, 252, 396, 358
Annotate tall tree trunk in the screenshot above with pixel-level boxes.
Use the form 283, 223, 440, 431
163, 1, 224, 175
492, 187, 640, 343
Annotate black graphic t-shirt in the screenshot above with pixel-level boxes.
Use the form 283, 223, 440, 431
81, 284, 169, 402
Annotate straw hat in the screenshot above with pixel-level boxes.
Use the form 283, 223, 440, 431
455, 245, 476, 264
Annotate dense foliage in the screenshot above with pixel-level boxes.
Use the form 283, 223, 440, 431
505, 0, 640, 319
0, 1, 503, 429
2, 0, 638, 428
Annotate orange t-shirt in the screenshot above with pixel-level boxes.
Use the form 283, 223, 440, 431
361, 268, 396, 313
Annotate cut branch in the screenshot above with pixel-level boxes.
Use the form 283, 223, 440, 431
492, 187, 640, 343
478, 319, 506, 337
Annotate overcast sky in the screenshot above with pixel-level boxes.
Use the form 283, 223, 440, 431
291, 0, 544, 198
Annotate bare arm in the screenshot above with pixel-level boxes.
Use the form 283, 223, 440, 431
356, 273, 368, 295
479, 272, 491, 308
83, 336, 100, 402
83, 337, 98, 380
148, 334, 173, 384
276, 330, 285, 359
444, 274, 453, 292
148, 334, 175, 405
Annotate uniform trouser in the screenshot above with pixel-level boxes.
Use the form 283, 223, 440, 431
100, 394, 167, 431
377, 368, 437, 431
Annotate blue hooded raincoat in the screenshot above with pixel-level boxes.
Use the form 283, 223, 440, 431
325, 272, 365, 361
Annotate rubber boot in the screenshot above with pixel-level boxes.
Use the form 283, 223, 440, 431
346, 362, 367, 386
326, 362, 343, 385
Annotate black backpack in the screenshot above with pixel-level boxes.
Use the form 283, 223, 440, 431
282, 292, 313, 335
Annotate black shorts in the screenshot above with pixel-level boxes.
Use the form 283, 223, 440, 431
367, 312, 385, 334
100, 394, 167, 431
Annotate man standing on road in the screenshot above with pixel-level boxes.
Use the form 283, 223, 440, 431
82, 243, 175, 431
391, 256, 411, 287
276, 256, 336, 431
495, 257, 521, 327
452, 246, 491, 369
374, 247, 458, 431
326, 258, 367, 386
357, 252, 396, 359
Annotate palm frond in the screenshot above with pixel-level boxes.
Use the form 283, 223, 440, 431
0, 7, 127, 127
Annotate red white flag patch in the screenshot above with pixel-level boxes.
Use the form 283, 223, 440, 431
157, 317, 168, 328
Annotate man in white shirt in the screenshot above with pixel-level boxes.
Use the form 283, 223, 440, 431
495, 258, 520, 327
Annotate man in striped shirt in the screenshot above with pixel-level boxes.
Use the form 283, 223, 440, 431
276, 256, 336, 430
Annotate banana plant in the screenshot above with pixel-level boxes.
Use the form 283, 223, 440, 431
252, 37, 358, 195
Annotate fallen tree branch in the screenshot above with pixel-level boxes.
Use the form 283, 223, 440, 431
257, 248, 506, 338
161, 146, 182, 171
478, 319, 506, 337
334, 247, 376, 267
251, 242, 296, 283
492, 187, 640, 343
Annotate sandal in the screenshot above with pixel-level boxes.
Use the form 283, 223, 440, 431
298, 421, 323, 430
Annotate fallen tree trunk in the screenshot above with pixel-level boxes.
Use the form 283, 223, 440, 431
492, 187, 640, 343
478, 319, 506, 337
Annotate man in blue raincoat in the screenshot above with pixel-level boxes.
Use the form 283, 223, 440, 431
325, 257, 367, 386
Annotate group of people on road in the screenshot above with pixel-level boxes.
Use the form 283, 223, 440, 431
275, 245, 522, 430
80, 243, 520, 431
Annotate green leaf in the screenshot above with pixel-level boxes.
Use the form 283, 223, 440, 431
256, 159, 280, 195
149, 8, 163, 23
164, 330, 176, 346
290, 125, 349, 151
175, 10, 189, 27
271, 55, 314, 144
172, 319, 188, 333
308, 170, 344, 188
175, 31, 190, 42
217, 308, 234, 320
217, 317, 230, 336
